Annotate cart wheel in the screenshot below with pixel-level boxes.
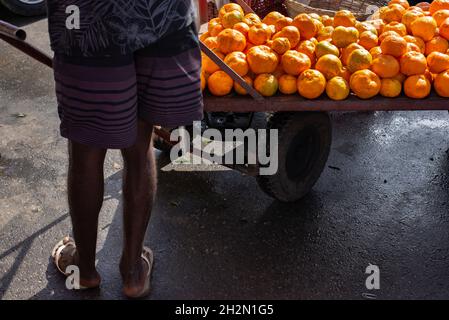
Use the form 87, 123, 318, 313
1, 0, 46, 16
256, 112, 332, 202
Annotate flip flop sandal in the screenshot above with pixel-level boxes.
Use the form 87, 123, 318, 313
126, 246, 154, 299
51, 236, 95, 290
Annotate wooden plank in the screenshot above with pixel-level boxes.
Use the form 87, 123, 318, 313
203, 91, 449, 112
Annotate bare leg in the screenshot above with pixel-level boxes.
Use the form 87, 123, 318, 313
120, 120, 156, 297
66, 141, 106, 287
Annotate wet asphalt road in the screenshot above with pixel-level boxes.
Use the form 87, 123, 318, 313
1, 15, 449, 300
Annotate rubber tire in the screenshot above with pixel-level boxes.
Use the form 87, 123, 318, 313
256, 112, 332, 202
1, 0, 46, 16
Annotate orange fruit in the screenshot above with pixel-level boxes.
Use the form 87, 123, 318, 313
380, 78, 402, 97
281, 50, 312, 76
322, 15, 334, 27
342, 43, 365, 65
297, 69, 327, 99
403, 35, 426, 53
407, 42, 422, 52
224, 52, 249, 77
262, 11, 285, 26
278, 74, 298, 94
424, 69, 434, 82
217, 29, 246, 54
209, 22, 225, 37
203, 36, 218, 49
315, 40, 340, 58
359, 31, 379, 50
401, 9, 425, 32
208, 71, 234, 96
408, 6, 424, 12
244, 41, 256, 54
400, 51, 427, 75
317, 26, 334, 42
219, 3, 244, 19
425, 35, 449, 54
371, 54, 400, 77
403, 74, 431, 98
410, 16, 437, 41
347, 48, 373, 73
222, 10, 244, 29
254, 73, 279, 97
434, 69, 449, 96
380, 4, 406, 23
331, 26, 359, 48
389, 0, 410, 9
275, 16, 292, 32
309, 13, 321, 21
439, 17, 449, 39
313, 19, 325, 35
380, 35, 408, 57
248, 23, 272, 45
392, 72, 407, 83
369, 46, 383, 59
383, 21, 408, 36
292, 13, 318, 39
200, 32, 210, 42
339, 67, 352, 82
271, 37, 291, 54
378, 30, 400, 43
202, 49, 225, 74
326, 76, 350, 100
208, 18, 221, 31
366, 19, 386, 35
429, 0, 449, 15
234, 75, 253, 95
433, 9, 449, 26
350, 69, 381, 99
333, 10, 356, 27
247, 45, 279, 74
201, 72, 206, 91
233, 22, 250, 39
244, 13, 262, 27
272, 26, 301, 47
427, 51, 449, 72
310, 37, 319, 45
316, 54, 343, 80
296, 40, 317, 62
416, 2, 431, 11
356, 21, 379, 35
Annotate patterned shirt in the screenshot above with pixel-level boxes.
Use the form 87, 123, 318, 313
47, 0, 195, 57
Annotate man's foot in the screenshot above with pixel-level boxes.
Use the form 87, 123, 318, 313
120, 247, 154, 298
51, 236, 101, 289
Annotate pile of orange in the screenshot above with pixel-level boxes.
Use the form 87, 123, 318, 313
201, 1, 449, 100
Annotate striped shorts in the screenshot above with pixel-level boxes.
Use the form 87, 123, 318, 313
53, 25, 203, 149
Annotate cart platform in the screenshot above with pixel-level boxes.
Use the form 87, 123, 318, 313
204, 92, 449, 113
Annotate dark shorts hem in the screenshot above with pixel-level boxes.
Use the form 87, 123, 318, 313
61, 131, 136, 150
139, 109, 204, 128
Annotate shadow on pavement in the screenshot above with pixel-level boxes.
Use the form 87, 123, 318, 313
0, 213, 69, 299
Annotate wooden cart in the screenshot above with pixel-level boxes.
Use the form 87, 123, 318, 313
1, 4, 449, 203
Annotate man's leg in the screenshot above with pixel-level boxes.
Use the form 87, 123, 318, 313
67, 141, 106, 287
120, 120, 156, 297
